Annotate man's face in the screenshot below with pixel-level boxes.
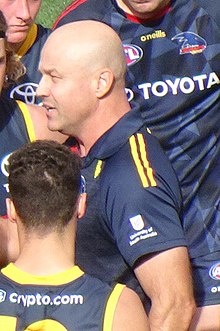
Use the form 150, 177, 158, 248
0, 0, 42, 49
37, 41, 96, 138
117, 0, 170, 19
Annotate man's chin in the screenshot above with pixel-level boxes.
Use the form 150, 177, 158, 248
7, 33, 28, 49
47, 123, 61, 133
47, 125, 69, 137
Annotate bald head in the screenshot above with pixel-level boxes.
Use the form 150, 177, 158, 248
37, 20, 131, 151
41, 20, 127, 81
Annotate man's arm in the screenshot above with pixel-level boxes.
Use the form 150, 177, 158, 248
112, 286, 150, 331
189, 304, 220, 331
134, 246, 196, 331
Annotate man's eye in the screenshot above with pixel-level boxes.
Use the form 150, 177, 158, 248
51, 75, 60, 80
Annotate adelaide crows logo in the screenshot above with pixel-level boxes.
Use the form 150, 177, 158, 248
172, 32, 207, 55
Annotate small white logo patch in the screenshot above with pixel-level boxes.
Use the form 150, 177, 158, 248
129, 215, 145, 231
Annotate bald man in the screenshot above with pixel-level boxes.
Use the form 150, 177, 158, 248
37, 21, 195, 331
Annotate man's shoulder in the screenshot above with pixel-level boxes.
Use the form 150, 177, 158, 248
53, 0, 113, 28
98, 129, 157, 186
0, 97, 19, 115
191, 0, 220, 27
0, 98, 31, 135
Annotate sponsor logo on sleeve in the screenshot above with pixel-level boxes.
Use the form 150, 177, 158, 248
209, 263, 220, 294
209, 262, 220, 280
129, 214, 158, 246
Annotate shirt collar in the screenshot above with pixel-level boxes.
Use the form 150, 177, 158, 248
83, 106, 144, 166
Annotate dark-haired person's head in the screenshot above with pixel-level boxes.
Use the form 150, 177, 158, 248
7, 140, 84, 236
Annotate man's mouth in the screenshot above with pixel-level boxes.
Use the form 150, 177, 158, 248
43, 103, 55, 112
9, 25, 30, 32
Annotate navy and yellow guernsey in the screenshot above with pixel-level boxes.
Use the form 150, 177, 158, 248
76, 108, 186, 308
54, 0, 220, 260
0, 97, 35, 217
0, 263, 125, 331
3, 24, 50, 105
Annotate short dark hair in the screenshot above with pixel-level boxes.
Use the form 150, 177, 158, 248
8, 140, 81, 235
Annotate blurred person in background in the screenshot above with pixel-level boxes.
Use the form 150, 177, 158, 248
1, 0, 50, 104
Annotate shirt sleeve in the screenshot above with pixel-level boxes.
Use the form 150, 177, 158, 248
103, 131, 187, 267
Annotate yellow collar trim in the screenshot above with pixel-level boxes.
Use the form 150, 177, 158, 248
1, 263, 84, 285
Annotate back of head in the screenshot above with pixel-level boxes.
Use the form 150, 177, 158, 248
8, 140, 81, 234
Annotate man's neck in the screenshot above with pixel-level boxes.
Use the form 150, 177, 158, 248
15, 231, 76, 276
76, 97, 131, 156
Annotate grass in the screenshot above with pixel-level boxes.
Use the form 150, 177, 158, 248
36, 0, 73, 28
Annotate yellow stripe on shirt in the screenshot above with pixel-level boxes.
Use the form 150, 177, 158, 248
16, 100, 36, 142
103, 284, 125, 331
94, 160, 103, 178
129, 133, 156, 188
137, 133, 157, 187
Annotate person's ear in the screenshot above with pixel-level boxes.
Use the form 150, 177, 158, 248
77, 193, 87, 219
6, 198, 17, 224
95, 68, 114, 98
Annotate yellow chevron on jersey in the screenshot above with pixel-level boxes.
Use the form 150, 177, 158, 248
103, 283, 125, 331
16, 100, 36, 142
129, 133, 157, 188
17, 23, 38, 57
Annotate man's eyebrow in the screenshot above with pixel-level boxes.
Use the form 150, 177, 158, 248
48, 68, 60, 75
40, 66, 60, 75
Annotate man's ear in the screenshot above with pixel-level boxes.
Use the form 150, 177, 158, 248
77, 193, 87, 219
6, 198, 17, 224
95, 68, 114, 98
